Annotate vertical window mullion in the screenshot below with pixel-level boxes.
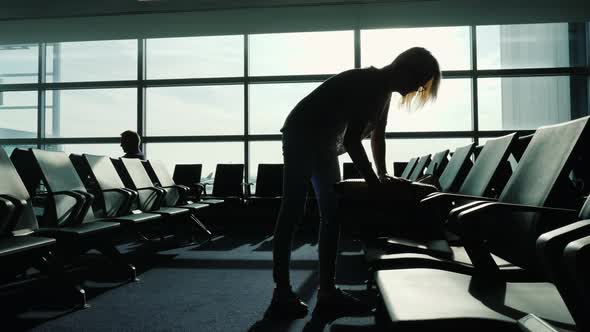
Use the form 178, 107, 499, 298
354, 28, 361, 69
138, 38, 146, 155
37, 42, 46, 149
244, 34, 250, 185
470, 25, 479, 146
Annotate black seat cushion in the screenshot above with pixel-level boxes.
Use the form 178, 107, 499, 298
153, 207, 190, 217
37, 221, 120, 240
114, 213, 161, 225
0, 236, 56, 257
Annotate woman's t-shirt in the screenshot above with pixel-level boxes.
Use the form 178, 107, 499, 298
281, 66, 392, 155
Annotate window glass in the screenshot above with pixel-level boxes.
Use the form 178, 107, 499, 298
147, 35, 243, 79
477, 23, 576, 69
46, 40, 137, 82
45, 88, 136, 138
249, 31, 354, 76
387, 78, 472, 132
249, 82, 320, 134
0, 91, 37, 138
0, 44, 38, 84
147, 142, 244, 193
2, 144, 36, 156
361, 26, 470, 70
146, 85, 244, 136
478, 76, 571, 130
385, 138, 473, 173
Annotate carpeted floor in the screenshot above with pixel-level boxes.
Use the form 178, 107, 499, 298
4, 230, 381, 331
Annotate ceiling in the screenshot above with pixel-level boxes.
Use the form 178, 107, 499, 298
0, 0, 438, 20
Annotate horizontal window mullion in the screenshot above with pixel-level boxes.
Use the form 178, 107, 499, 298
145, 77, 245, 87
38, 137, 122, 144
144, 135, 246, 143
476, 130, 536, 137
0, 138, 39, 145
42, 80, 138, 90
475, 67, 588, 78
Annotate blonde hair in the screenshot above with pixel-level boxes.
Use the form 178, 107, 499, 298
391, 47, 441, 109
400, 76, 439, 109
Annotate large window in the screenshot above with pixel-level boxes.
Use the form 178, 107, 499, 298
0, 44, 38, 84
249, 82, 320, 134
0, 22, 587, 185
146, 85, 244, 136
248, 31, 354, 76
46, 40, 137, 82
146, 35, 243, 79
0, 91, 37, 138
45, 88, 136, 138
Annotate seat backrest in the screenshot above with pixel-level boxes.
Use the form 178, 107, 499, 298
254, 164, 284, 197
499, 117, 589, 207
212, 164, 244, 197
424, 149, 449, 177
487, 117, 590, 270
408, 154, 431, 181
536, 220, 590, 331
562, 235, 590, 331
173, 164, 203, 187
31, 149, 98, 225
458, 133, 517, 197
438, 143, 475, 193
84, 154, 129, 216
0, 148, 39, 233
400, 157, 418, 179
119, 157, 160, 210
148, 160, 175, 187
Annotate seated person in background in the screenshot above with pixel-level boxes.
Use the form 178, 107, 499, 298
120, 130, 146, 160
266, 47, 441, 320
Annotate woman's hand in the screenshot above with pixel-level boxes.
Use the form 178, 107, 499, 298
378, 173, 411, 184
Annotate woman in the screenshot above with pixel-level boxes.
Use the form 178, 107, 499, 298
266, 47, 441, 320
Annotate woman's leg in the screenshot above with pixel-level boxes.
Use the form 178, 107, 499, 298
310, 148, 342, 290
272, 137, 312, 289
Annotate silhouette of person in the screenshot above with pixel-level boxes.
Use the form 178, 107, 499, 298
265, 47, 441, 320
120, 130, 146, 160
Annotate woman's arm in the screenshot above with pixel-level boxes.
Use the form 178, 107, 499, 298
343, 120, 380, 187
371, 101, 389, 178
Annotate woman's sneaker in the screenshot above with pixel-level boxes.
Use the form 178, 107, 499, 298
263, 288, 309, 320
314, 288, 373, 319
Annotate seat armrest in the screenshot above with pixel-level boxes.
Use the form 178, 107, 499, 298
102, 188, 135, 216
40, 190, 88, 226
0, 194, 27, 231
136, 186, 166, 210
518, 314, 559, 332
449, 201, 578, 236
0, 197, 17, 235
417, 193, 497, 226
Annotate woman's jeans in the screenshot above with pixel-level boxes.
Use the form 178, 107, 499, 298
272, 131, 342, 290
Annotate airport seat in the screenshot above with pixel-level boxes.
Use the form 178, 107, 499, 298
9, 149, 140, 282
0, 148, 91, 307
370, 117, 590, 283
407, 154, 431, 181
71, 154, 162, 226
366, 133, 517, 259
375, 191, 590, 331
424, 149, 449, 177
202, 163, 245, 205
172, 164, 223, 205
244, 164, 284, 224
113, 158, 212, 240
399, 157, 418, 179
